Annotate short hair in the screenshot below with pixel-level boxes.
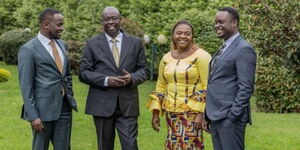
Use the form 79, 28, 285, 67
39, 8, 61, 23
101, 6, 121, 18
171, 20, 197, 50
218, 7, 240, 26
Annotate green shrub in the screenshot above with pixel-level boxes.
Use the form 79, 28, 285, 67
0, 28, 35, 65
255, 55, 300, 113
66, 40, 85, 75
238, 0, 300, 75
238, 0, 300, 113
0, 68, 11, 82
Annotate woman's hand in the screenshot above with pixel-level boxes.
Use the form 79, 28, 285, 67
194, 113, 203, 130
202, 119, 211, 133
152, 109, 160, 132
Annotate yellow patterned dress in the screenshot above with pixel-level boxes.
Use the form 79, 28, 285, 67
147, 48, 211, 150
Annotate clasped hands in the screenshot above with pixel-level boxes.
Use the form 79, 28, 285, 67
108, 69, 132, 87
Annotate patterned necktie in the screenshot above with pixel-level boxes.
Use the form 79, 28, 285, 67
111, 39, 120, 67
210, 43, 226, 70
49, 40, 63, 73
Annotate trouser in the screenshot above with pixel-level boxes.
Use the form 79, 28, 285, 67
32, 111, 72, 150
210, 118, 246, 150
93, 105, 138, 150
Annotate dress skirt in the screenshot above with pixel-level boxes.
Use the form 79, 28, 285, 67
165, 112, 204, 150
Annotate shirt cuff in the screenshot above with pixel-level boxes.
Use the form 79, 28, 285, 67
104, 76, 109, 86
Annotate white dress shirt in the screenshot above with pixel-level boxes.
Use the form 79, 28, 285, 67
37, 32, 65, 67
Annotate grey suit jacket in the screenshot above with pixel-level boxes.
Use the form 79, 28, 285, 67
79, 32, 149, 117
206, 35, 256, 124
18, 37, 77, 122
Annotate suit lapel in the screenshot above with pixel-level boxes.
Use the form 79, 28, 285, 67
218, 36, 241, 62
119, 34, 130, 68
208, 35, 242, 81
97, 33, 118, 68
33, 37, 61, 74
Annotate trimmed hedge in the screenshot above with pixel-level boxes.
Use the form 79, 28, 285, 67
255, 56, 300, 113
0, 68, 11, 82
0, 28, 35, 65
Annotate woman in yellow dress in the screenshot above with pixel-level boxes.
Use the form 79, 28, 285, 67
146, 20, 211, 150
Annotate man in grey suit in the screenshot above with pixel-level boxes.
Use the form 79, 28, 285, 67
79, 6, 149, 150
203, 7, 257, 150
18, 8, 77, 150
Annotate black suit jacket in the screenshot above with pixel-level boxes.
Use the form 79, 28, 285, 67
79, 32, 149, 117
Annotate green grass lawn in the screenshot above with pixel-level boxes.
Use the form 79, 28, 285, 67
0, 61, 300, 150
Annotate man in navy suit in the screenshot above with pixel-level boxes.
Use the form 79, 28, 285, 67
204, 7, 257, 150
18, 8, 77, 150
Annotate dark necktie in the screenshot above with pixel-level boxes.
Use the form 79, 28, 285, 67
210, 44, 226, 70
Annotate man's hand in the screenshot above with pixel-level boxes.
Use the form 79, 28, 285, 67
31, 118, 44, 132
108, 76, 126, 87
202, 119, 211, 133
152, 110, 160, 132
194, 113, 203, 130
118, 69, 132, 85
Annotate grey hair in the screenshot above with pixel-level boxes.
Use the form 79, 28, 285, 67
102, 6, 120, 18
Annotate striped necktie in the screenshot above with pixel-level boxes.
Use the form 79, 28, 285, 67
111, 39, 120, 67
210, 44, 226, 70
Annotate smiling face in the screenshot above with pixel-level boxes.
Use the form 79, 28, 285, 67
214, 11, 238, 40
48, 14, 64, 39
41, 13, 64, 39
172, 24, 193, 51
102, 8, 121, 38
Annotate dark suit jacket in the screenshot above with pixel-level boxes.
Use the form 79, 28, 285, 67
79, 32, 149, 117
205, 35, 256, 124
18, 37, 77, 121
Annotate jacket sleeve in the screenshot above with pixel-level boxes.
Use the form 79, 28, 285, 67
228, 46, 256, 121
79, 40, 108, 87
18, 46, 39, 121
130, 39, 150, 87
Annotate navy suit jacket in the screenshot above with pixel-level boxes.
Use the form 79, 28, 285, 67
205, 35, 256, 124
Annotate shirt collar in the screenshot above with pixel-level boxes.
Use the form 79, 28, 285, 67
105, 31, 123, 43
224, 32, 240, 47
38, 32, 52, 45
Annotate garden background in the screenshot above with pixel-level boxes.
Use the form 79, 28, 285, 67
0, 0, 299, 149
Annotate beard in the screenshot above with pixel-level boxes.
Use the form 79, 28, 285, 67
49, 30, 60, 39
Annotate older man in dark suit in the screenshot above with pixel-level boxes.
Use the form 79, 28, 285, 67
79, 6, 149, 150
18, 8, 77, 150
204, 7, 257, 150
